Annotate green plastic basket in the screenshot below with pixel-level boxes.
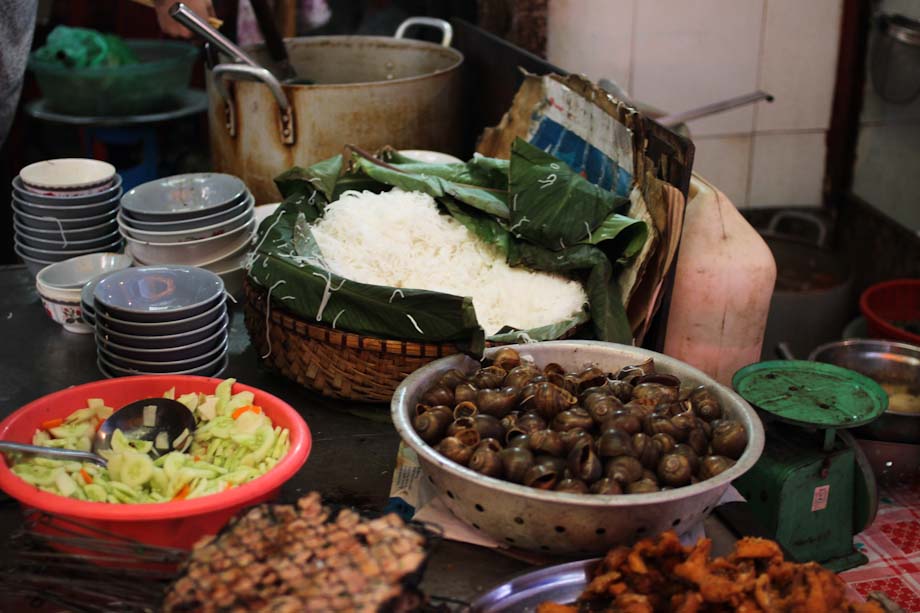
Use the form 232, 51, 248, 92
28, 40, 198, 117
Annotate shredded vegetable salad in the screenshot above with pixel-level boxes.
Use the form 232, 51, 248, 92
8, 379, 291, 504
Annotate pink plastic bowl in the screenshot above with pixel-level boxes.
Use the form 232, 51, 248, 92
0, 375, 311, 550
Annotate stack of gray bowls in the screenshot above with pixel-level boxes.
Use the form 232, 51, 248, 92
89, 265, 229, 378
12, 161, 123, 276
118, 173, 255, 296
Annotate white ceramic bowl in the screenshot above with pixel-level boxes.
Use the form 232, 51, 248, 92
16, 237, 123, 263
17, 228, 122, 251
97, 340, 228, 375
13, 192, 121, 220
118, 200, 254, 244
13, 218, 118, 242
120, 173, 247, 222
13, 174, 122, 205
20, 158, 116, 192
35, 284, 91, 334
123, 218, 255, 266
35, 253, 133, 291
93, 300, 226, 336
97, 353, 228, 379
13, 202, 118, 231
120, 196, 250, 232
97, 326, 229, 362
95, 312, 229, 349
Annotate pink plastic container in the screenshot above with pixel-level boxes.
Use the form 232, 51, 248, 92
0, 375, 311, 550
664, 176, 777, 385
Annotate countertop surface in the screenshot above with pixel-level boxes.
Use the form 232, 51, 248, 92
0, 264, 736, 611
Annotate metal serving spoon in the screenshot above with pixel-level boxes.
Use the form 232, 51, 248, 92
0, 398, 196, 467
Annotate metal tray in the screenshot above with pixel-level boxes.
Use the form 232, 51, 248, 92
469, 559, 596, 613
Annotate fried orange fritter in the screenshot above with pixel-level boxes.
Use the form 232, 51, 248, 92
536, 532, 886, 613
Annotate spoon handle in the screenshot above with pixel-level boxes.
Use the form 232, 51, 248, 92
0, 442, 107, 467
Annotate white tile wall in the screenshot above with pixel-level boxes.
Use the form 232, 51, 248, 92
545, 0, 843, 207
756, 0, 842, 131
631, 0, 765, 137
750, 132, 826, 207
853, 124, 920, 230
851, 0, 920, 231
691, 136, 753, 208
546, 0, 635, 87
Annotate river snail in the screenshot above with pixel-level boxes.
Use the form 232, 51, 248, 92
500, 446, 534, 483
552, 407, 594, 432
469, 439, 504, 478
454, 382, 478, 405
711, 420, 748, 460
472, 366, 507, 389
412, 407, 453, 444
699, 455, 736, 480
504, 364, 541, 389
414, 348, 748, 496
476, 387, 519, 417
473, 414, 505, 441
492, 347, 522, 371
420, 384, 454, 408
555, 478, 590, 494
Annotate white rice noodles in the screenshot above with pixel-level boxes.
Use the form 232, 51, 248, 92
310, 189, 588, 336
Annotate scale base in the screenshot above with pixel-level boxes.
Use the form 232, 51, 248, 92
822, 549, 869, 573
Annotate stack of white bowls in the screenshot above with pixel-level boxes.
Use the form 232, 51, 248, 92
118, 173, 254, 296
34, 252, 133, 334
12, 159, 123, 276
90, 265, 229, 378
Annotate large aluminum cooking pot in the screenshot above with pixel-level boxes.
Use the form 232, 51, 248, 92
206, 18, 463, 203
759, 211, 853, 360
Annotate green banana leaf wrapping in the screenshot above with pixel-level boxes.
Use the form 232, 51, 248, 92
247, 139, 647, 353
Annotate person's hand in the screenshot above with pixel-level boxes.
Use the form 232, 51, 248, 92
154, 0, 216, 38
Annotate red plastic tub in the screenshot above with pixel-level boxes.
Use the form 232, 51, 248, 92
0, 375, 311, 550
860, 279, 920, 345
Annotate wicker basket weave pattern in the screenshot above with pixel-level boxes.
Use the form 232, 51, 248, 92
243, 279, 463, 402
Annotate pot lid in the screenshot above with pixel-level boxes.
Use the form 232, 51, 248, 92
732, 360, 888, 429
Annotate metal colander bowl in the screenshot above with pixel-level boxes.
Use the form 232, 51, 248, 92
391, 341, 765, 556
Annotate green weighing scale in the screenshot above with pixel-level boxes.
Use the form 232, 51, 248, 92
732, 360, 888, 572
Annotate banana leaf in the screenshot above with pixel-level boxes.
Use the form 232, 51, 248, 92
508, 139, 630, 250
248, 208, 485, 354
249, 141, 647, 351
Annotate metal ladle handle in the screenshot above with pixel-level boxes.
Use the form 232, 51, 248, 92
0, 441, 107, 467
169, 2, 260, 68
394, 17, 453, 47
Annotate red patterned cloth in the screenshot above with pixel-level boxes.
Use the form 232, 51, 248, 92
841, 478, 920, 612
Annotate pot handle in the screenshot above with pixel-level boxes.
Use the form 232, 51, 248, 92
394, 17, 453, 47
764, 210, 828, 248
212, 63, 296, 145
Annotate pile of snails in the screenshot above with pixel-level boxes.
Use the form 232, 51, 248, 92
412, 348, 747, 495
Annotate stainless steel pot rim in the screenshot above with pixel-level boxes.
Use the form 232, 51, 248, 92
808, 337, 920, 359
236, 35, 464, 90
392, 340, 766, 508
809, 338, 920, 418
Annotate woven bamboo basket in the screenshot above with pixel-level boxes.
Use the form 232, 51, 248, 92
243, 279, 464, 402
